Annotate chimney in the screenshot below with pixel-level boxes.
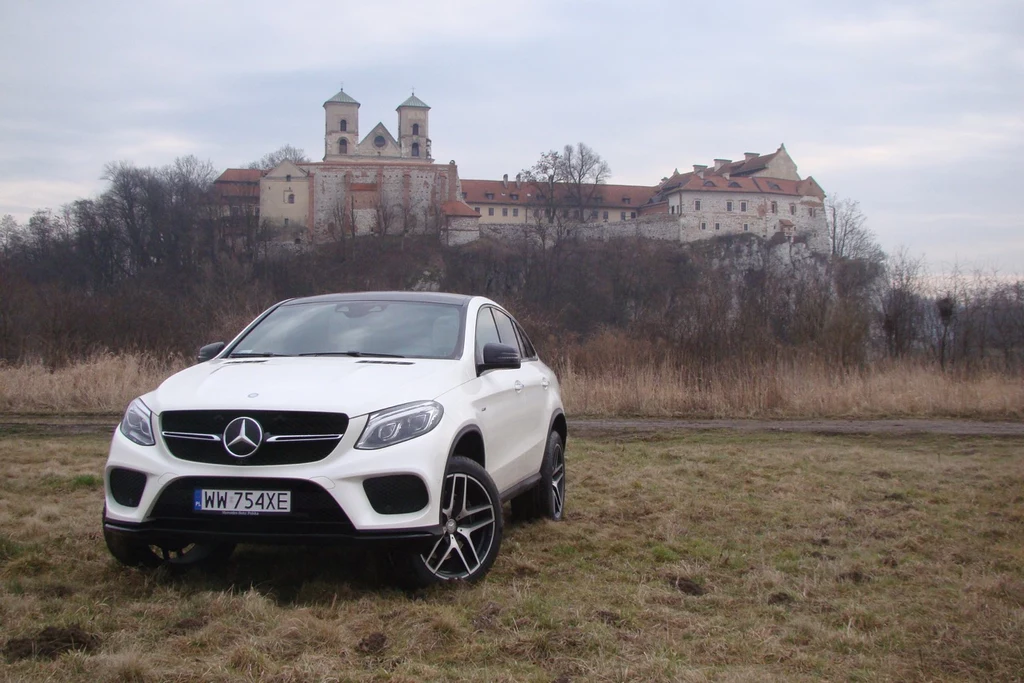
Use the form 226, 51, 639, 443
744, 152, 759, 161
693, 164, 707, 179
515, 173, 521, 188
502, 173, 508, 188
713, 159, 731, 172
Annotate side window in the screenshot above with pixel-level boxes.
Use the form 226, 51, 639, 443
492, 309, 522, 356
475, 308, 501, 362
513, 321, 537, 360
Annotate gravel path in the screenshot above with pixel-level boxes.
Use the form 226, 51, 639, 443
2, 415, 1023, 438
570, 417, 1024, 437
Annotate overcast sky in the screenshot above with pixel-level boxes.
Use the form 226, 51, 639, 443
1, 0, 1021, 271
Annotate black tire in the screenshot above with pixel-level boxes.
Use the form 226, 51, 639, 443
400, 456, 503, 587
103, 507, 235, 569
511, 430, 566, 522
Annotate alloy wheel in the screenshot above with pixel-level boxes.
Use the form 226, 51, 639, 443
421, 472, 497, 579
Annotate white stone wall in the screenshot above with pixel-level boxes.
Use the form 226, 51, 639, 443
668, 190, 826, 245
308, 163, 455, 242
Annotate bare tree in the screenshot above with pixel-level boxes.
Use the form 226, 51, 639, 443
879, 247, 926, 357
826, 196, 882, 261
247, 144, 309, 170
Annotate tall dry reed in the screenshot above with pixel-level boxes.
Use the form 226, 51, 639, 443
0, 352, 187, 414
558, 358, 1024, 418
1, 352, 1021, 419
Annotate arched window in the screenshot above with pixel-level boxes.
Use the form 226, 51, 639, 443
339, 139, 347, 154
412, 123, 420, 136
340, 119, 347, 132
412, 142, 420, 157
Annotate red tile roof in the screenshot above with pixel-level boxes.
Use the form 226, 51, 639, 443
442, 200, 480, 218
215, 168, 263, 184
461, 179, 656, 210
655, 172, 823, 199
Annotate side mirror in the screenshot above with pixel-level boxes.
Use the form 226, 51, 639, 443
197, 341, 226, 363
477, 342, 521, 374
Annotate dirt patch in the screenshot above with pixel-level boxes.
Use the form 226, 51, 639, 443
767, 591, 795, 605
356, 632, 388, 655
838, 570, 870, 584
666, 575, 705, 596
3, 625, 101, 661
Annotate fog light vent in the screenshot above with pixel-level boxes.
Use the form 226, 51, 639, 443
363, 475, 428, 515
109, 468, 147, 508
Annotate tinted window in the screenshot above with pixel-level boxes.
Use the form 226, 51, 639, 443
513, 321, 537, 360
492, 309, 521, 356
230, 301, 464, 359
475, 308, 501, 361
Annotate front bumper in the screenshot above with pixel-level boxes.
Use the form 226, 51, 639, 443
104, 412, 454, 542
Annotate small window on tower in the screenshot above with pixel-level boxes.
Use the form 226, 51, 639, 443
412, 123, 420, 136
287, 194, 295, 204
340, 119, 347, 132
339, 139, 347, 154
412, 142, 420, 157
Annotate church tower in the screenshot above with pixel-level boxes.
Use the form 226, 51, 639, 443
324, 88, 359, 161
396, 93, 430, 161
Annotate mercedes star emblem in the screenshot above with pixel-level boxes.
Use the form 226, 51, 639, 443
223, 416, 263, 458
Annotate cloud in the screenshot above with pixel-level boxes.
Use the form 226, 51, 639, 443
800, 115, 1024, 172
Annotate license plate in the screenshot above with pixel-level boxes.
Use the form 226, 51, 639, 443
194, 489, 291, 515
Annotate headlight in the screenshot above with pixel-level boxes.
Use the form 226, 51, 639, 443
119, 398, 155, 446
356, 401, 443, 450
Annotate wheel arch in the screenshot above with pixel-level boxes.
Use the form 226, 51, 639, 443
550, 410, 567, 447
448, 425, 485, 470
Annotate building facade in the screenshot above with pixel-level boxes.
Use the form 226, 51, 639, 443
213, 91, 827, 250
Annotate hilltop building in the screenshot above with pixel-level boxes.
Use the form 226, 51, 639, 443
213, 89, 827, 250
215, 88, 479, 246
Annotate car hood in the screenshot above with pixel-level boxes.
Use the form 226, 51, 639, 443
143, 357, 469, 416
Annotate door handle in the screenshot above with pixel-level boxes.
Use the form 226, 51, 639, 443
514, 380, 524, 393
541, 377, 550, 390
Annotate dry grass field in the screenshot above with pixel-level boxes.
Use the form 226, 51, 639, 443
2, 353, 1024, 419
1, 427, 1022, 681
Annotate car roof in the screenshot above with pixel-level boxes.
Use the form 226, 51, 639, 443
281, 291, 475, 307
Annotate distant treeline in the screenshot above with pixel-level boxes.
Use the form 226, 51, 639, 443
2, 156, 1023, 374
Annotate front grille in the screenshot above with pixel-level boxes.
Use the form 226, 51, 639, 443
363, 475, 429, 514
149, 476, 354, 534
109, 467, 147, 507
160, 411, 348, 466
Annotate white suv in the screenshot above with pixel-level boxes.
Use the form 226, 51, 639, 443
102, 292, 566, 585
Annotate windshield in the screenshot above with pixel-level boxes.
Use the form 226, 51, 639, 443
228, 300, 465, 360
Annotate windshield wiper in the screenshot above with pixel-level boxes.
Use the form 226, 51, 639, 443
298, 351, 407, 358
227, 351, 292, 358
